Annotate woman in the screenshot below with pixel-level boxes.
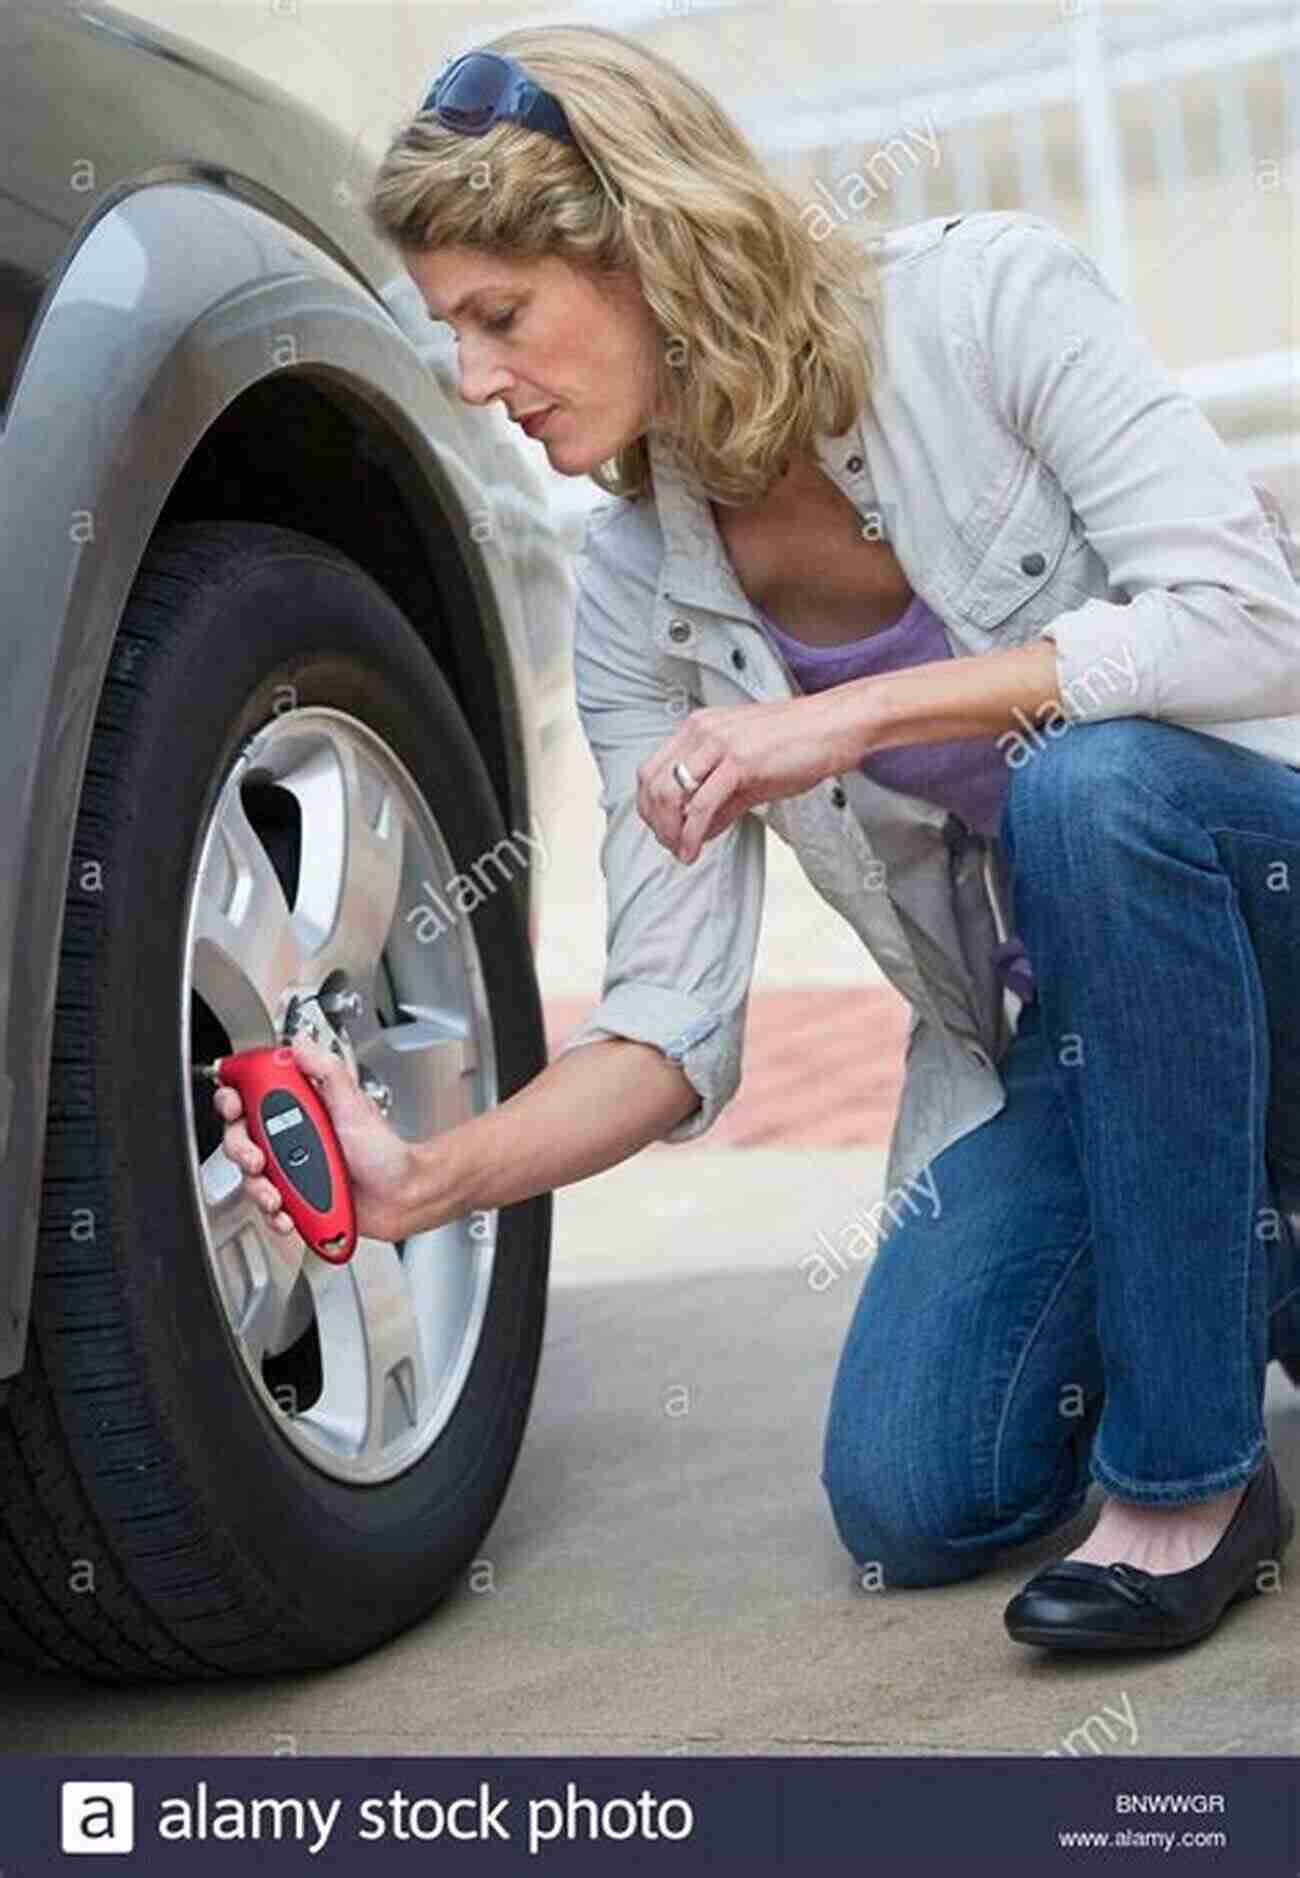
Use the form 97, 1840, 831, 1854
214, 25, 1300, 1652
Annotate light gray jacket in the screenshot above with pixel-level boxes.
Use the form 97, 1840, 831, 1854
557, 208, 1300, 1202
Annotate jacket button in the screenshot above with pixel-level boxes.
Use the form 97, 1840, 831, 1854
668, 618, 692, 643
846, 454, 864, 474
731, 647, 747, 670
1020, 551, 1046, 577
830, 783, 847, 807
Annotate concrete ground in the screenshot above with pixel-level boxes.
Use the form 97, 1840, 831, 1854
3, 1140, 1297, 1756
4, 704, 1298, 1757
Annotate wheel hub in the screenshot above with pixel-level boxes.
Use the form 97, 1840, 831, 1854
179, 706, 500, 1485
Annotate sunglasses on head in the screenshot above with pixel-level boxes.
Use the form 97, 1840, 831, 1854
420, 51, 578, 148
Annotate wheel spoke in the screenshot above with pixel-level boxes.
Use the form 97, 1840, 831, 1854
358, 1008, 479, 1138
305, 1238, 429, 1461
192, 786, 304, 1047
199, 1145, 310, 1364
293, 733, 405, 986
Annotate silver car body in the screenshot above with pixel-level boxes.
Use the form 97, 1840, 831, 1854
0, 0, 575, 1382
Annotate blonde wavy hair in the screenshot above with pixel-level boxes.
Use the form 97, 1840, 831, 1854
366, 23, 883, 507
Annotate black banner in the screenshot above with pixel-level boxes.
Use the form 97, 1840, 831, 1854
1, 1753, 1294, 1873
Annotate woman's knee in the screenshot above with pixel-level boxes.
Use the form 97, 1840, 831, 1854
819, 1345, 1098, 1590
819, 1436, 1091, 1591
819, 1382, 1005, 1589
819, 1453, 992, 1589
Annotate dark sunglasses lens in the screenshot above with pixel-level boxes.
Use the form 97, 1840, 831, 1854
435, 56, 506, 132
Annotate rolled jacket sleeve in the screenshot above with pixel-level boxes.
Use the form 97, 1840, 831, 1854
554, 533, 766, 1143
971, 219, 1300, 727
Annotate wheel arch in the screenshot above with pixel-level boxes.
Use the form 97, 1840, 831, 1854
0, 180, 569, 1385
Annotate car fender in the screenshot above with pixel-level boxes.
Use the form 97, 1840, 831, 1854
0, 180, 559, 1381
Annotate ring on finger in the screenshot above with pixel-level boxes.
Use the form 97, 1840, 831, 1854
672, 757, 701, 796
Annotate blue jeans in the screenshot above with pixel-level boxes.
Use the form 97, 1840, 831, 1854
820, 718, 1300, 1588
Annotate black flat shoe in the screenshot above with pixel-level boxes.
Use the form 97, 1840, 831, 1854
1004, 1452, 1295, 1652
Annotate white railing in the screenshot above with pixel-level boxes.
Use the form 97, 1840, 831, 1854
736, 1, 1296, 254
533, 0, 1298, 549
1176, 350, 1299, 517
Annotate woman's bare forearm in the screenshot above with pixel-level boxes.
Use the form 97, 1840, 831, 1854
834, 639, 1064, 759
396, 1036, 701, 1234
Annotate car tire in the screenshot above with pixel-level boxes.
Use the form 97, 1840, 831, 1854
0, 520, 552, 1683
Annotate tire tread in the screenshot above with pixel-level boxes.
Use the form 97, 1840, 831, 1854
0, 526, 364, 1681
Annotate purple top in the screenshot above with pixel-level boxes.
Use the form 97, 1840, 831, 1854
756, 594, 1035, 1004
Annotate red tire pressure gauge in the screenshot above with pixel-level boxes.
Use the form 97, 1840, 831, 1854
202, 1045, 357, 1263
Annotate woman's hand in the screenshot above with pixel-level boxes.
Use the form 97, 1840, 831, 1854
636, 691, 875, 863
214, 1033, 418, 1244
